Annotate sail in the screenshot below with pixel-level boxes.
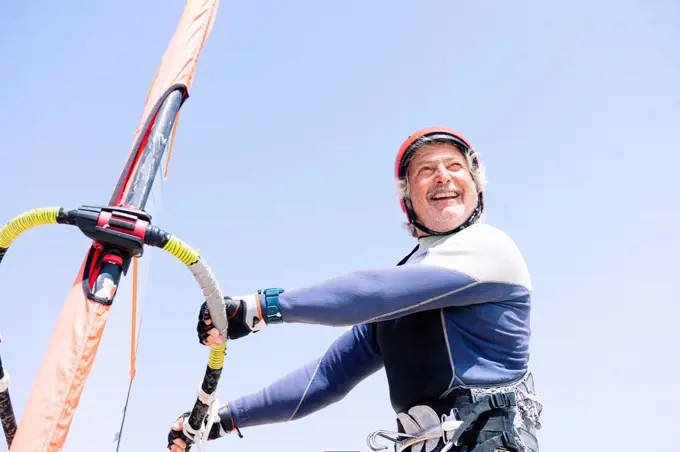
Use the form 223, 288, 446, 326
9, 1, 220, 450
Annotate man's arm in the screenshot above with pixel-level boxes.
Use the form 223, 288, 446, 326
264, 225, 532, 326
227, 323, 383, 429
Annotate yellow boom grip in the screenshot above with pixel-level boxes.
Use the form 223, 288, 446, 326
0, 207, 61, 249
208, 343, 226, 370
161, 235, 199, 266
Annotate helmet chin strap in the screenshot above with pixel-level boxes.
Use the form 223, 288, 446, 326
404, 193, 484, 238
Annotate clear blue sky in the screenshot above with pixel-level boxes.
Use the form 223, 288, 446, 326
1, 0, 679, 451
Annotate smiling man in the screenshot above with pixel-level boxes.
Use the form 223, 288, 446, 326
169, 127, 543, 452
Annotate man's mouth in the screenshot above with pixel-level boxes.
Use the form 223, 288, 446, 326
430, 191, 459, 201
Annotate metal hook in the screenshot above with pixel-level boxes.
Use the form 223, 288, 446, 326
366, 429, 413, 451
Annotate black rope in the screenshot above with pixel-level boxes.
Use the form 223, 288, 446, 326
114, 378, 135, 451
114, 291, 146, 451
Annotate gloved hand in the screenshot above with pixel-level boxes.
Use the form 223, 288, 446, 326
167, 405, 240, 451
197, 293, 265, 346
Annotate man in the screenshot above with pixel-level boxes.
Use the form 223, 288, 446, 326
168, 126, 543, 452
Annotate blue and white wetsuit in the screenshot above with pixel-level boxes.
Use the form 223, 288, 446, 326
227, 223, 541, 450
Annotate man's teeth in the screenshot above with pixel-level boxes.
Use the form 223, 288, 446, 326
432, 192, 458, 200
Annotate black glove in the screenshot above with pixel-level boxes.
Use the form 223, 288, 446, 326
197, 294, 265, 345
167, 405, 241, 450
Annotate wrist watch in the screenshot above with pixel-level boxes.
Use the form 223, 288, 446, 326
260, 287, 284, 324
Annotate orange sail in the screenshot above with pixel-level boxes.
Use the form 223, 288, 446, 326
9, 1, 220, 450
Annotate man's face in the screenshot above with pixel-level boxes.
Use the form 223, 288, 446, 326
406, 142, 478, 235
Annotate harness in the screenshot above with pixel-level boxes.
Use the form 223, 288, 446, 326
366, 372, 542, 452
367, 391, 519, 452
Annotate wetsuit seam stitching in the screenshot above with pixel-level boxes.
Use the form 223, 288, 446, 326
438, 308, 456, 399
360, 281, 482, 323
288, 357, 323, 421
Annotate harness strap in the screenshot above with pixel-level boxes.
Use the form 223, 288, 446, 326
441, 430, 519, 452
472, 431, 520, 452
448, 392, 517, 447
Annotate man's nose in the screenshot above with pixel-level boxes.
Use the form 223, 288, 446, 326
433, 163, 452, 182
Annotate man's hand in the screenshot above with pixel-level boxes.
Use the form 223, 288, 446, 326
167, 406, 238, 451
197, 294, 265, 346
168, 414, 189, 452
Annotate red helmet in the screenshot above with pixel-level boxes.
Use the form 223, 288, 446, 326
394, 126, 483, 235
395, 126, 475, 181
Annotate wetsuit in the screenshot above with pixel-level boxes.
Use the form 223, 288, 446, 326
226, 223, 542, 451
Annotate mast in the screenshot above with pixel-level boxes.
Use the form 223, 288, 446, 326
8, 2, 220, 450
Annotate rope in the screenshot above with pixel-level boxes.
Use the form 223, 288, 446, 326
114, 256, 147, 451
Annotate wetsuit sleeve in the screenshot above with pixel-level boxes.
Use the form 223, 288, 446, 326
227, 323, 383, 428
268, 225, 532, 326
